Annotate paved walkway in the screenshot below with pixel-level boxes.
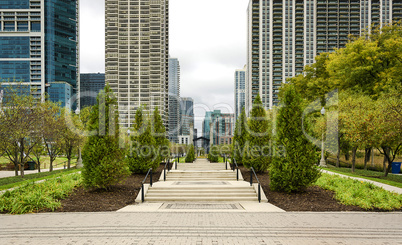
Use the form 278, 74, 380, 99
0, 212, 401, 244
0, 167, 65, 179
321, 169, 402, 194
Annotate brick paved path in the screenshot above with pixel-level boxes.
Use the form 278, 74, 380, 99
1, 212, 401, 244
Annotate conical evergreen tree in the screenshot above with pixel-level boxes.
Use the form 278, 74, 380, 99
242, 94, 272, 172
82, 84, 130, 189
152, 107, 169, 164
270, 84, 320, 193
208, 144, 219, 163
185, 144, 195, 162
126, 107, 158, 173
232, 107, 248, 165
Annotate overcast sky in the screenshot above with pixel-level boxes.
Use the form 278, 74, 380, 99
80, 0, 249, 133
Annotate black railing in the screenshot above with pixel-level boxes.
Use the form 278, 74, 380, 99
232, 159, 239, 181
163, 159, 171, 181
250, 167, 261, 203
141, 168, 153, 203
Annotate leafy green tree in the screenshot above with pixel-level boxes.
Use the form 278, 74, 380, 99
152, 107, 169, 163
208, 145, 219, 162
270, 84, 320, 193
126, 107, 158, 173
60, 109, 84, 169
82, 84, 129, 189
242, 94, 272, 172
185, 144, 195, 162
232, 108, 248, 165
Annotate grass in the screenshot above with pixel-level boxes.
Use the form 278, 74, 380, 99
315, 173, 402, 210
0, 168, 80, 191
0, 172, 81, 214
323, 166, 402, 189
0, 156, 77, 169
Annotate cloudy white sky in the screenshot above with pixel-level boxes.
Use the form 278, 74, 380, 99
80, 0, 249, 133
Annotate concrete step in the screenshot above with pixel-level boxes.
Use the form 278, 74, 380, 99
144, 196, 258, 202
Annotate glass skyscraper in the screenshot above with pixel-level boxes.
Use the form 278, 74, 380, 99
80, 73, 105, 109
168, 57, 180, 143
0, 0, 79, 109
180, 97, 194, 136
235, 65, 246, 121
246, 0, 402, 112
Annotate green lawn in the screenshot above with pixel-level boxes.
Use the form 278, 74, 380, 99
0, 156, 77, 169
322, 166, 402, 189
0, 168, 80, 191
316, 173, 402, 210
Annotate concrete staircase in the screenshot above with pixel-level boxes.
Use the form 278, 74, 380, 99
137, 158, 267, 203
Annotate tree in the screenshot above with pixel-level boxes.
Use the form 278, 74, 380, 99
60, 109, 84, 169
232, 108, 248, 165
208, 145, 219, 162
41, 101, 65, 172
82, 84, 129, 189
270, 84, 320, 193
126, 107, 158, 173
0, 84, 42, 177
185, 144, 195, 162
152, 107, 169, 163
30, 143, 46, 172
242, 94, 272, 172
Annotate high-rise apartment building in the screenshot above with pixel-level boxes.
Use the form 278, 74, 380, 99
80, 73, 105, 109
235, 65, 246, 121
179, 97, 194, 136
168, 57, 180, 143
202, 110, 234, 146
105, 0, 169, 128
0, 0, 79, 109
246, 0, 402, 111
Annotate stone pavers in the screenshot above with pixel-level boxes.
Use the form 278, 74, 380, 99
0, 212, 401, 244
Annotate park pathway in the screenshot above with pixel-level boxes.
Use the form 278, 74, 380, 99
120, 158, 282, 212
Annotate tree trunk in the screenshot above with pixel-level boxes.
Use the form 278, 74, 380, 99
37, 160, 41, 173
383, 149, 389, 173
50, 158, 53, 172
336, 136, 340, 168
345, 150, 350, 161
68, 157, 71, 169
14, 163, 19, 176
364, 147, 371, 170
352, 147, 357, 173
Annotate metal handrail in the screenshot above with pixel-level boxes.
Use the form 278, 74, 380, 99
250, 167, 261, 203
232, 159, 239, 181
163, 159, 170, 181
141, 168, 152, 202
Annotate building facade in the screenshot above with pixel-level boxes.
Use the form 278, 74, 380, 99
0, 0, 79, 109
80, 73, 105, 109
168, 57, 180, 143
105, 0, 169, 128
235, 65, 246, 121
48, 81, 72, 109
246, 0, 402, 112
179, 97, 194, 136
202, 110, 234, 147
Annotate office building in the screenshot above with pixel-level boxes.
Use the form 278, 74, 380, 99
80, 73, 105, 109
202, 110, 234, 147
48, 81, 72, 109
180, 97, 193, 136
0, 0, 79, 109
168, 57, 180, 143
235, 65, 246, 120
105, 0, 169, 128
246, 0, 402, 112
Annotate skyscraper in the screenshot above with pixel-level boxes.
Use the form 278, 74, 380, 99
202, 110, 234, 146
105, 0, 169, 128
179, 97, 194, 136
80, 73, 105, 109
168, 57, 180, 143
246, 0, 402, 112
235, 65, 246, 121
0, 0, 79, 109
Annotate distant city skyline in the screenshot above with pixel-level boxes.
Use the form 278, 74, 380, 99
80, 0, 249, 131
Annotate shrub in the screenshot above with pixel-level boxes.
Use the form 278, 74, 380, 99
242, 94, 272, 172
185, 145, 195, 162
126, 107, 158, 173
270, 84, 320, 193
82, 85, 130, 189
208, 145, 219, 163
